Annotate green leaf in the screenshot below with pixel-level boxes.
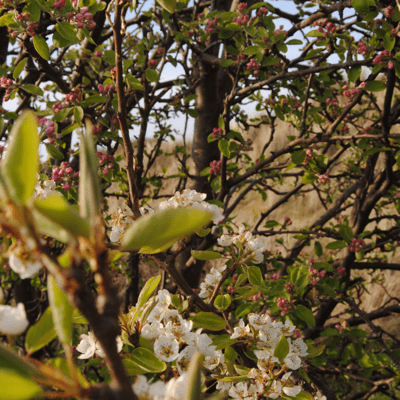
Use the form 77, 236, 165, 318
243, 45, 261, 55
21, 84, 43, 96
145, 69, 159, 82
365, 80, 386, 92
339, 225, 354, 243
126, 74, 143, 91
34, 194, 91, 238
212, 334, 237, 350
326, 240, 347, 250
301, 173, 317, 184
247, 266, 263, 286
304, 48, 323, 60
0, 370, 43, 400
184, 352, 203, 400
295, 304, 315, 327
48, 275, 74, 346
305, 30, 325, 38
103, 50, 116, 66
292, 150, 306, 165
157, 0, 176, 13
121, 208, 213, 251
191, 312, 226, 331
0, 13, 16, 27
219, 139, 230, 158
74, 106, 84, 123
383, 32, 395, 52
214, 294, 231, 311
56, 21, 78, 42
33, 35, 50, 61
274, 334, 289, 362
82, 94, 106, 104
220, 59, 236, 67
348, 66, 361, 83
13, 58, 28, 80
352, 0, 372, 14
79, 123, 101, 235
33, 210, 73, 243
25, 307, 57, 355
137, 275, 161, 309
1, 110, 39, 204
314, 241, 323, 257
294, 391, 314, 400
52, 30, 78, 48
123, 348, 166, 375
264, 220, 280, 228
45, 143, 64, 160
191, 250, 222, 260
286, 39, 303, 45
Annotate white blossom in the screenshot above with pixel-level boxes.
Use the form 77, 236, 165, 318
284, 352, 302, 370
154, 335, 180, 362
249, 313, 272, 330
141, 322, 164, 340
176, 345, 197, 375
0, 303, 29, 335
229, 382, 249, 399
283, 386, 302, 397
268, 380, 282, 399
76, 331, 122, 359
34, 179, 61, 200
149, 380, 166, 400
165, 374, 187, 400
204, 349, 223, 370
132, 375, 151, 399
218, 234, 234, 247
290, 337, 308, 357
9, 251, 42, 279
231, 319, 250, 339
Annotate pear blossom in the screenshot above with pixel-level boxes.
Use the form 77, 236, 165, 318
141, 322, 164, 340
230, 319, 250, 339
165, 373, 187, 400
0, 303, 29, 335
149, 380, 166, 400
132, 375, 151, 399
283, 386, 302, 397
34, 179, 61, 200
176, 345, 197, 374
218, 234, 234, 246
290, 337, 308, 357
204, 349, 223, 370
284, 352, 302, 370
268, 380, 282, 399
154, 335, 179, 362
76, 331, 123, 359
9, 251, 42, 279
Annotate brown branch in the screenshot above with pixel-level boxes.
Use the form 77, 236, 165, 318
107, 2, 141, 219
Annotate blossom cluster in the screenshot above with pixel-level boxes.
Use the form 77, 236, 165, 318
135, 289, 310, 400
159, 189, 224, 223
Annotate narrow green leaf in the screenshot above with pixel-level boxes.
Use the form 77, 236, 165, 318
0, 370, 43, 400
34, 194, 91, 238
1, 110, 38, 204
82, 94, 106, 104
137, 275, 161, 309
183, 352, 204, 400
294, 391, 314, 400
314, 241, 323, 257
45, 143, 64, 160
274, 334, 289, 362
33, 35, 50, 61
126, 74, 143, 91
79, 123, 101, 233
121, 208, 213, 251
26, 307, 57, 355
295, 304, 315, 327
191, 312, 226, 331
191, 250, 222, 260
33, 209, 73, 243
326, 240, 347, 250
48, 275, 74, 346
13, 58, 28, 80
21, 84, 43, 96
